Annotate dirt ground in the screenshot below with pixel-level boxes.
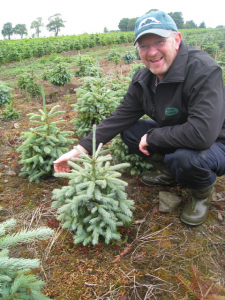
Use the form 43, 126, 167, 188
0, 54, 225, 300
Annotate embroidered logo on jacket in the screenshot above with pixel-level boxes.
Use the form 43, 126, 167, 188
138, 17, 161, 30
165, 107, 179, 116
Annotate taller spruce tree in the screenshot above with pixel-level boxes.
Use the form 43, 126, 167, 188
17, 83, 77, 183
52, 125, 135, 246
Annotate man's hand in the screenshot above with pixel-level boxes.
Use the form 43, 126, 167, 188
53, 145, 88, 173
139, 134, 150, 156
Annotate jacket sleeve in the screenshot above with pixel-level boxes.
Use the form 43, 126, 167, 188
146, 66, 225, 150
79, 75, 145, 155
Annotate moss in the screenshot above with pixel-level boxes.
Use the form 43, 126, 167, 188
151, 224, 160, 232
154, 269, 171, 282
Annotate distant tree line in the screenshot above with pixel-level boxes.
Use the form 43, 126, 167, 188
118, 9, 218, 32
103, 27, 120, 33
1, 13, 65, 39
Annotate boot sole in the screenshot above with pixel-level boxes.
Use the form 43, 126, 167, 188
180, 217, 206, 226
140, 178, 179, 187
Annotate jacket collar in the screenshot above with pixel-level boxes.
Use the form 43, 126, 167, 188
162, 40, 188, 83
135, 40, 189, 85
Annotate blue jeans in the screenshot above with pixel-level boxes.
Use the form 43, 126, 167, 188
121, 119, 225, 189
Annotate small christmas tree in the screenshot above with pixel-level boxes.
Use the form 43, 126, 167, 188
52, 125, 134, 246
0, 81, 12, 107
122, 51, 136, 64
0, 206, 53, 300
74, 54, 96, 77
17, 83, 77, 183
111, 73, 131, 102
71, 75, 119, 137
48, 63, 72, 86
17, 71, 41, 98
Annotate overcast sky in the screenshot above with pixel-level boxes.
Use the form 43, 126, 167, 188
1, 0, 224, 39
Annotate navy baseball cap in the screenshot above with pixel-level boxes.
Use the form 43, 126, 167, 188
134, 11, 178, 45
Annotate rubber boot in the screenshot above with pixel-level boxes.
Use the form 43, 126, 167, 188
140, 153, 177, 186
180, 180, 216, 226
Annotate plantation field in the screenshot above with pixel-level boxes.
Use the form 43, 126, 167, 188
0, 29, 225, 299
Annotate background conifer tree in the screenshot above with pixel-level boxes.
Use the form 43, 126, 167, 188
0, 81, 12, 107
71, 75, 119, 137
17, 83, 77, 183
52, 125, 134, 246
0, 207, 53, 300
109, 135, 153, 176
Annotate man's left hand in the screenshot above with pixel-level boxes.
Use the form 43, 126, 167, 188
139, 134, 150, 156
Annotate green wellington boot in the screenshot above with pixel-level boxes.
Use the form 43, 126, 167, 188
180, 180, 216, 226
141, 153, 177, 186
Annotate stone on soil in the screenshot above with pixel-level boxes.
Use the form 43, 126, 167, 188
159, 191, 181, 212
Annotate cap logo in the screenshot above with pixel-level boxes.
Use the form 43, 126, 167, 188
138, 17, 161, 30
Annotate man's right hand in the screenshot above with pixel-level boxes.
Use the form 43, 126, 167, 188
53, 145, 88, 173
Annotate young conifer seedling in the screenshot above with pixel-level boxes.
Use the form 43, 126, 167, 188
0, 206, 53, 300
17, 83, 77, 183
52, 125, 134, 246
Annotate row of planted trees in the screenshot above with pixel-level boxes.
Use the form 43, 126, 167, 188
0, 31, 134, 64
181, 28, 225, 57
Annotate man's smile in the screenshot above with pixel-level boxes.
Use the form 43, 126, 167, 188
150, 57, 163, 63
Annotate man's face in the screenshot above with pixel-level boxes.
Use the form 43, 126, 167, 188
137, 32, 182, 81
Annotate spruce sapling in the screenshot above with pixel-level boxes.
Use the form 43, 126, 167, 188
111, 73, 131, 102
71, 75, 118, 137
122, 51, 136, 64
48, 63, 72, 86
0, 81, 12, 107
109, 135, 153, 176
74, 54, 95, 77
0, 206, 53, 300
17, 83, 77, 183
52, 125, 135, 246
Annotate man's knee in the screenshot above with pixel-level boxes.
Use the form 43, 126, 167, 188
164, 148, 213, 179
164, 148, 215, 189
165, 149, 195, 172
